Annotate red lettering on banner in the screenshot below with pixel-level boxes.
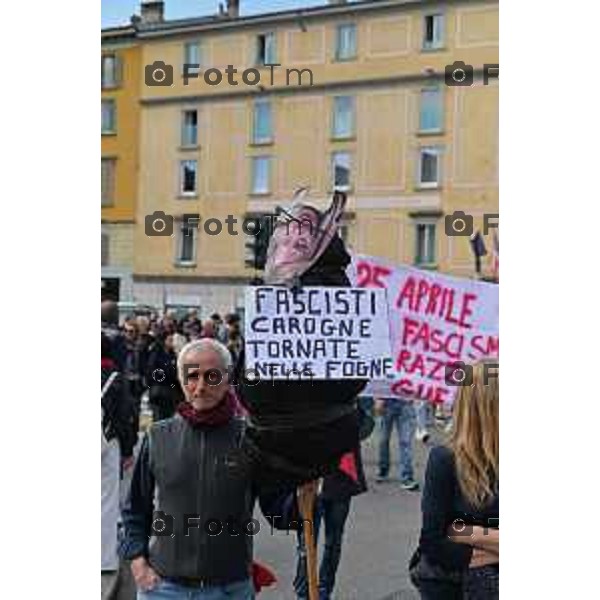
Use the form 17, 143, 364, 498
396, 277, 477, 329
356, 261, 392, 288
395, 348, 448, 382
396, 277, 417, 311
395, 348, 412, 371
400, 317, 465, 359
470, 335, 499, 357
390, 379, 450, 404
425, 283, 443, 314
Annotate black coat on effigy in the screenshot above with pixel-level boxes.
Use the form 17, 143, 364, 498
238, 235, 368, 489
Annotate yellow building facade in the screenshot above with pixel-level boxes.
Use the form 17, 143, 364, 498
101, 25, 141, 301
113, 0, 498, 314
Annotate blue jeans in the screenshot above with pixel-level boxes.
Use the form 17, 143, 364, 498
415, 400, 434, 431
293, 496, 351, 600
137, 578, 254, 600
378, 399, 416, 482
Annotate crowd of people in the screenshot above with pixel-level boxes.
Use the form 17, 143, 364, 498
101, 300, 244, 426
101, 297, 499, 600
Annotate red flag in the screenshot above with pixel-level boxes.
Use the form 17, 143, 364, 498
339, 451, 358, 482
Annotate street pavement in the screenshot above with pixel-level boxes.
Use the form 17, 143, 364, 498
110, 419, 439, 600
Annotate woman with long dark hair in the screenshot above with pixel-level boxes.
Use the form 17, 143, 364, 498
414, 360, 499, 599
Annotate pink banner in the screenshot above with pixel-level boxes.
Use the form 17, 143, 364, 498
348, 255, 499, 405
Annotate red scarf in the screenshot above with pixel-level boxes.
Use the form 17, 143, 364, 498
101, 357, 116, 370
177, 389, 238, 427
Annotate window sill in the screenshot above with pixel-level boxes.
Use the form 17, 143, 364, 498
331, 134, 356, 142
333, 55, 357, 63
415, 183, 441, 191
330, 186, 353, 194
417, 129, 444, 137
249, 139, 274, 147
414, 263, 439, 271
174, 261, 197, 268
178, 145, 200, 151
101, 84, 121, 91
421, 46, 446, 53
177, 194, 199, 200
248, 191, 272, 197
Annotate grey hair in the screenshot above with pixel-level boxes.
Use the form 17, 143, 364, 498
177, 338, 233, 383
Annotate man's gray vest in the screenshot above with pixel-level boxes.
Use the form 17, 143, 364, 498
147, 415, 254, 585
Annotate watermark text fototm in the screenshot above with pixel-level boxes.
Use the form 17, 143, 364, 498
145, 61, 314, 88
145, 211, 317, 238
444, 211, 498, 237
151, 511, 312, 538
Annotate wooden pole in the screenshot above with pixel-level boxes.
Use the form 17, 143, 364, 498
298, 480, 319, 600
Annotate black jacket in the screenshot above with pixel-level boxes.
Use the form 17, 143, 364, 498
101, 366, 138, 459
119, 415, 296, 584
419, 446, 499, 571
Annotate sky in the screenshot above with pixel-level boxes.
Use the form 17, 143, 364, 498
101, 0, 330, 28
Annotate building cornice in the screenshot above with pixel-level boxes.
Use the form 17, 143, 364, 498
140, 69, 495, 106
102, 0, 497, 40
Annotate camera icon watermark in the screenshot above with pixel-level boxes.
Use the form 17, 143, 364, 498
445, 61, 473, 86
145, 61, 174, 87
151, 511, 175, 537
445, 211, 498, 237
145, 211, 174, 237
445, 361, 473, 387
444, 62, 499, 87
445, 211, 473, 237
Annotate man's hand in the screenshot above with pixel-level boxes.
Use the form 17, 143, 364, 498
469, 547, 499, 568
131, 556, 161, 591
122, 456, 135, 471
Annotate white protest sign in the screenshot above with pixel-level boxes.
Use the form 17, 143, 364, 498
348, 255, 499, 405
244, 286, 393, 380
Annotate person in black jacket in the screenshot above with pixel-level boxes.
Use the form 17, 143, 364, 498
416, 360, 499, 599
101, 333, 138, 467
120, 338, 295, 599
146, 332, 184, 422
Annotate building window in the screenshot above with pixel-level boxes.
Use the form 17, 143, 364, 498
332, 151, 351, 191
252, 99, 272, 144
415, 222, 437, 267
180, 160, 198, 196
251, 157, 271, 194
183, 41, 202, 67
176, 215, 198, 265
101, 54, 120, 89
335, 24, 357, 61
419, 87, 443, 132
256, 33, 276, 65
101, 158, 116, 207
181, 110, 198, 147
332, 96, 355, 139
101, 99, 116, 134
423, 14, 444, 50
418, 146, 442, 188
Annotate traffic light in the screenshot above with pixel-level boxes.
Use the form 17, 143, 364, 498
244, 215, 272, 270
